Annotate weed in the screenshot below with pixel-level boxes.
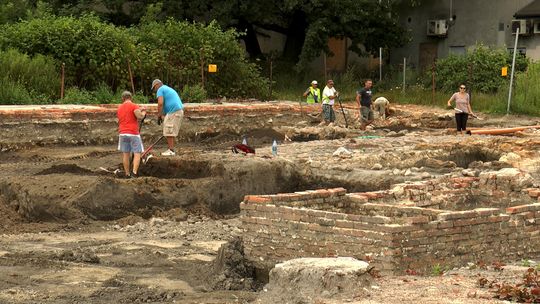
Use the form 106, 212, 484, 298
431, 263, 446, 276
522, 259, 532, 267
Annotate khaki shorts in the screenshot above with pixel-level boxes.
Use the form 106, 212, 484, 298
163, 110, 183, 137
360, 106, 374, 122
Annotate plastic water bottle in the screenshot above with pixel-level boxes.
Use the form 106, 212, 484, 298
272, 139, 278, 156
242, 136, 247, 145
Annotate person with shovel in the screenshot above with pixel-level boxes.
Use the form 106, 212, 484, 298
447, 83, 475, 134
117, 91, 146, 178
320, 79, 338, 126
151, 79, 184, 156
356, 79, 374, 130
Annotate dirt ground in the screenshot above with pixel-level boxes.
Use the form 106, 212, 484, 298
2, 103, 540, 303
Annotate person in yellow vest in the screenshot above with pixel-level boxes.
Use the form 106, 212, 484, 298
302, 80, 321, 104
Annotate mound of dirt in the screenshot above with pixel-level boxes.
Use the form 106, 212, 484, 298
208, 237, 257, 291
35, 164, 95, 175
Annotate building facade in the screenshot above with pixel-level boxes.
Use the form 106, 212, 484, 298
390, 0, 538, 70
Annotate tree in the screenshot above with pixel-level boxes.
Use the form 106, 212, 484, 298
156, 0, 411, 69
4, 0, 414, 69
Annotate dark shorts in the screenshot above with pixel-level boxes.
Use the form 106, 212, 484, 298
360, 106, 374, 122
118, 135, 144, 153
322, 104, 335, 122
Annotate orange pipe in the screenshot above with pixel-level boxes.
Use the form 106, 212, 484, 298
466, 125, 540, 135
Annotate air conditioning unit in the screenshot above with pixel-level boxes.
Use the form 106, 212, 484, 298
534, 21, 540, 34
427, 20, 448, 37
512, 19, 531, 35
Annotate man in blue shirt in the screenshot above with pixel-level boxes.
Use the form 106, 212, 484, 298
152, 79, 184, 156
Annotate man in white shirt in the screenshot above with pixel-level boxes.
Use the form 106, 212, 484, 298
321, 79, 339, 126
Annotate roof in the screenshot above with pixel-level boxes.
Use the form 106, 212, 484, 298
515, 0, 540, 18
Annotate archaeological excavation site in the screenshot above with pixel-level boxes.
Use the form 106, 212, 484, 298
3, 101, 540, 303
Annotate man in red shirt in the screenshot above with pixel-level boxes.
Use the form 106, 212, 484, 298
117, 91, 146, 178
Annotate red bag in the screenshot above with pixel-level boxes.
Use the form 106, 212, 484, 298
232, 144, 255, 154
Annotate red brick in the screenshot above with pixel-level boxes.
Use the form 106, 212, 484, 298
244, 195, 272, 204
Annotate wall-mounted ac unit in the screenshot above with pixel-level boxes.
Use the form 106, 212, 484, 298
534, 21, 540, 34
427, 20, 448, 37
512, 19, 531, 35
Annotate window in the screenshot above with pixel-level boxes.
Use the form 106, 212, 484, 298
508, 47, 527, 56
449, 46, 466, 55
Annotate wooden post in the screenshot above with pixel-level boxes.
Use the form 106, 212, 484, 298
269, 57, 273, 100
127, 59, 135, 94
402, 57, 406, 93
60, 63, 65, 99
432, 63, 436, 104
324, 53, 327, 81
200, 48, 205, 89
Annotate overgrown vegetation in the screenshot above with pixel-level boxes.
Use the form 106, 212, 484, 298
429, 45, 528, 93
0, 11, 268, 104
0, 49, 59, 104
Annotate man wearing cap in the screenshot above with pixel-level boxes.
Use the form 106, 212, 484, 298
321, 79, 339, 126
117, 91, 146, 177
151, 79, 184, 156
303, 80, 321, 104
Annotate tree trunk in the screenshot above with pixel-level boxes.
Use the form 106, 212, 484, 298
282, 10, 307, 63
238, 19, 262, 58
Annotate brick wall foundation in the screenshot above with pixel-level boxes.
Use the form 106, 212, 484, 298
241, 168, 540, 274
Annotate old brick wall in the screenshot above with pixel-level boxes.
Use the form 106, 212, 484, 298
241, 168, 540, 274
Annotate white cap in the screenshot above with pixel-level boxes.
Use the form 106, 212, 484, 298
311, 80, 318, 85
151, 79, 162, 90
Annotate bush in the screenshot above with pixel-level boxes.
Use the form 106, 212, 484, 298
0, 77, 32, 104
59, 87, 96, 104
0, 49, 59, 103
181, 84, 207, 103
134, 19, 268, 99
511, 60, 540, 115
0, 14, 135, 91
92, 83, 116, 104
430, 44, 528, 94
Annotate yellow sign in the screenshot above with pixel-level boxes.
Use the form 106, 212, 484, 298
501, 66, 508, 77
208, 64, 217, 73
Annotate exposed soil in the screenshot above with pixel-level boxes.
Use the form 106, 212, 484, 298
2, 103, 540, 303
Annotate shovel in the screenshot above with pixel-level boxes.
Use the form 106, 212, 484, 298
454, 108, 482, 120
337, 95, 348, 128
142, 135, 165, 164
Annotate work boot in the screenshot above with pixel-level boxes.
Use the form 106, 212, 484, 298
161, 149, 176, 156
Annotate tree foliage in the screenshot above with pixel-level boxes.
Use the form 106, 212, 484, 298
0, 14, 134, 89
134, 19, 268, 98
0, 13, 268, 100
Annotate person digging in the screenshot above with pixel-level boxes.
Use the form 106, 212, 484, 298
151, 79, 184, 156
117, 91, 146, 178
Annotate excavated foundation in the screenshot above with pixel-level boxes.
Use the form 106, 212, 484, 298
2, 102, 540, 278
241, 167, 540, 275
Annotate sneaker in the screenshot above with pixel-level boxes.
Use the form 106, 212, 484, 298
161, 149, 176, 156
131, 172, 139, 178
318, 121, 326, 126
328, 122, 335, 127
